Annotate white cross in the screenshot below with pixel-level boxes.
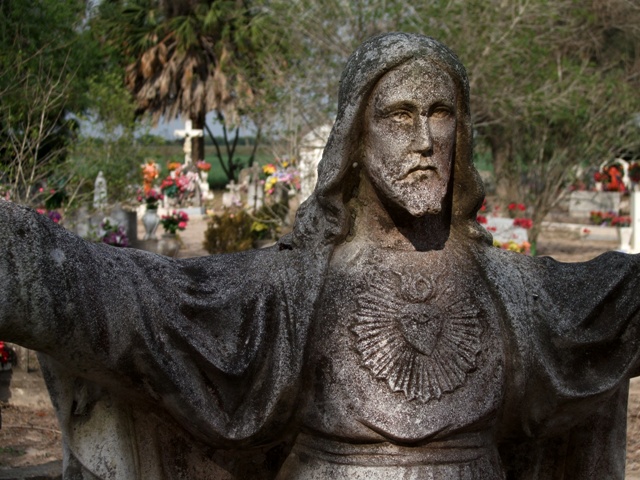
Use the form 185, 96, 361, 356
174, 120, 204, 165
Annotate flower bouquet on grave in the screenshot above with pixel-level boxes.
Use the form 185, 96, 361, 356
611, 215, 631, 228
196, 161, 211, 172
137, 188, 163, 210
141, 160, 160, 193
261, 158, 301, 197
595, 166, 625, 192
160, 170, 198, 206
167, 162, 182, 172
493, 239, 532, 255
100, 218, 129, 248
159, 210, 189, 234
36, 208, 62, 224
589, 210, 616, 226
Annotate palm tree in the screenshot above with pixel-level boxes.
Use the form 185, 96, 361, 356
97, 0, 285, 180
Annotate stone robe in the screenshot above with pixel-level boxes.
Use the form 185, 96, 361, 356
1, 202, 640, 478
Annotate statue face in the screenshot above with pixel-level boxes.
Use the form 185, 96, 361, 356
363, 59, 457, 217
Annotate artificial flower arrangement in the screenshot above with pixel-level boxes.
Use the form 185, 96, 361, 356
196, 161, 212, 172
0, 341, 16, 369
590, 210, 626, 226
590, 210, 616, 226
261, 158, 301, 196
594, 165, 625, 192
493, 239, 532, 255
160, 210, 189, 234
160, 166, 198, 205
36, 208, 62, 224
141, 160, 160, 194
137, 188, 163, 209
611, 215, 632, 228
100, 218, 129, 248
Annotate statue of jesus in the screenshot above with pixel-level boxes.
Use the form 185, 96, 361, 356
0, 33, 639, 479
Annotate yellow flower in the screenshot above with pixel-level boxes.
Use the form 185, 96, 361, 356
507, 242, 520, 252
262, 164, 276, 175
264, 177, 277, 192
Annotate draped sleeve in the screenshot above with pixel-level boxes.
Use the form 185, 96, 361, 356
481, 246, 640, 478
0, 201, 314, 449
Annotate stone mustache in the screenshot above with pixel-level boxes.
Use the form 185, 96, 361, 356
0, 33, 639, 479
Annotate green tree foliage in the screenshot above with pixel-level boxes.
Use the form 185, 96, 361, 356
276, 0, 640, 246
95, 0, 289, 181
410, 0, 640, 245
64, 71, 156, 208
0, 0, 101, 206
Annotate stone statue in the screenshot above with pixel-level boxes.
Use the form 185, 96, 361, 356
93, 171, 107, 211
1, 33, 639, 479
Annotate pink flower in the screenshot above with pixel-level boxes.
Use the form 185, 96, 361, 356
178, 221, 187, 229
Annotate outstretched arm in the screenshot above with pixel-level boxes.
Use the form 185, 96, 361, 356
0, 200, 305, 446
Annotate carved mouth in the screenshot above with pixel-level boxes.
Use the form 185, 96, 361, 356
402, 165, 438, 180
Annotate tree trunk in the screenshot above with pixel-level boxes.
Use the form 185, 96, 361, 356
192, 113, 206, 163
488, 133, 519, 205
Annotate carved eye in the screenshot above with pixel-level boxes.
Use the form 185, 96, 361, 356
431, 106, 453, 119
390, 110, 413, 123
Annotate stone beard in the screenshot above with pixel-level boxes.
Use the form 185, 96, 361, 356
0, 32, 639, 480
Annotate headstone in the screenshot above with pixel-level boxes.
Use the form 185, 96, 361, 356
299, 125, 331, 202
93, 171, 107, 210
222, 181, 242, 208
568, 190, 621, 218
238, 164, 263, 211
110, 203, 137, 244
485, 216, 529, 244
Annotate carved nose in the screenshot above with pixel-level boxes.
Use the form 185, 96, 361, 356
414, 117, 433, 155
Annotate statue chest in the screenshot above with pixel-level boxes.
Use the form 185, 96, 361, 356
301, 247, 505, 442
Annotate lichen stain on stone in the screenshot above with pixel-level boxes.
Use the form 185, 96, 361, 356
50, 249, 66, 266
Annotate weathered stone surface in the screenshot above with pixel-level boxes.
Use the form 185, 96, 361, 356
0, 32, 639, 479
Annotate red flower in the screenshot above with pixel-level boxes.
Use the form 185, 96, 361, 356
508, 202, 516, 211
513, 218, 533, 229
476, 215, 487, 224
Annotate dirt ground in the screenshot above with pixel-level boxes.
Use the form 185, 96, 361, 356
2, 229, 640, 476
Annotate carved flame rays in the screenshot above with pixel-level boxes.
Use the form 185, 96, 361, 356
350, 272, 483, 403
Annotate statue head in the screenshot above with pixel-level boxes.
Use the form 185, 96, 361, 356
363, 58, 457, 218
290, 33, 487, 249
